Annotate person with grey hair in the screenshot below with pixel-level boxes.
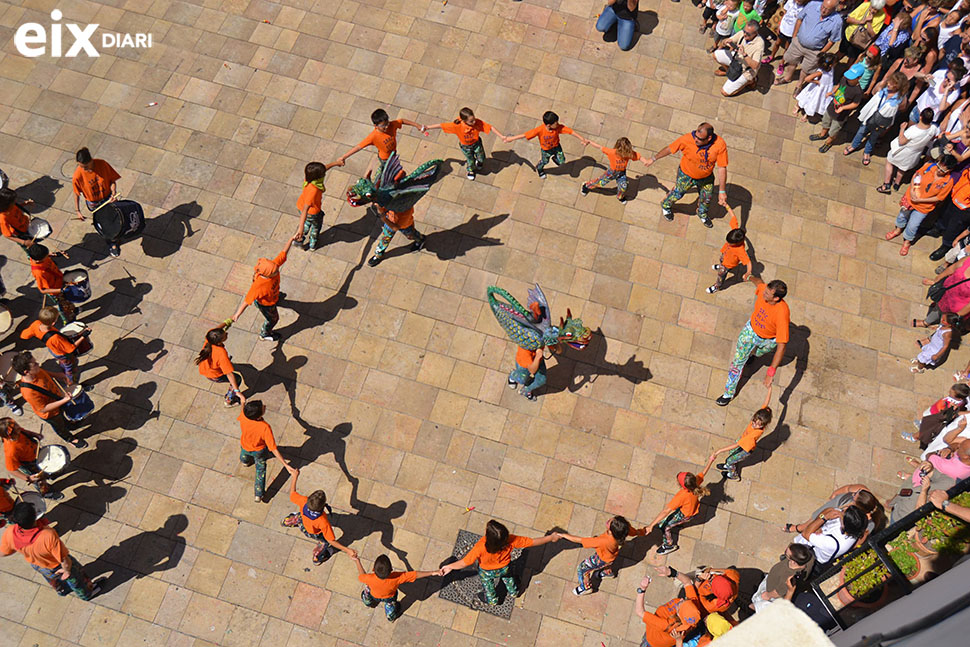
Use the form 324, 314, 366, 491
713, 20, 765, 96
776, 0, 844, 86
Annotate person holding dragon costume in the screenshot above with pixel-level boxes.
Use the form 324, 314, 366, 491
487, 283, 592, 401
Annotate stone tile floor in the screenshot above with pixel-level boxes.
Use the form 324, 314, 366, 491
0, 0, 947, 645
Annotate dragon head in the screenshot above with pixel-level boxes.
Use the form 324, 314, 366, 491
555, 309, 592, 350
346, 176, 376, 207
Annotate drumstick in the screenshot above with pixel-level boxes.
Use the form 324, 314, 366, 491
50, 375, 78, 404
90, 193, 123, 215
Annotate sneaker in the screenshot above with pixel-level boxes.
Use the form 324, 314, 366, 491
715, 395, 732, 406
259, 332, 280, 342
537, 169, 546, 179
466, 172, 475, 181
706, 284, 719, 294
71, 439, 88, 449
900, 431, 917, 443
936, 264, 949, 275
723, 470, 741, 481
223, 398, 239, 407
700, 217, 713, 229
580, 185, 590, 196
410, 234, 426, 252
367, 254, 383, 267
712, 264, 725, 271
656, 544, 679, 556
89, 580, 104, 598
8, 403, 22, 416
573, 586, 591, 596
108, 244, 120, 257
715, 463, 730, 472
662, 206, 673, 221
281, 513, 301, 527
301, 240, 310, 251
41, 490, 64, 500
618, 195, 628, 203
312, 546, 332, 565
522, 391, 537, 401
507, 377, 518, 389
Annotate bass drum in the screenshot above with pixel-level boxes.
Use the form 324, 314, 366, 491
93, 200, 145, 242
0, 350, 17, 384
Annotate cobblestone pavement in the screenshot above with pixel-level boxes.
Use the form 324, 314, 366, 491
0, 1, 942, 646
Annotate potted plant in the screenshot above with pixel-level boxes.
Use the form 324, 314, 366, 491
838, 549, 889, 607
887, 534, 920, 581
914, 506, 967, 556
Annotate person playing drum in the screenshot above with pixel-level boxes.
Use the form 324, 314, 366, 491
11, 352, 86, 449
72, 147, 119, 221
196, 325, 245, 407
27, 244, 75, 325
20, 307, 87, 388
0, 187, 36, 255
0, 418, 63, 500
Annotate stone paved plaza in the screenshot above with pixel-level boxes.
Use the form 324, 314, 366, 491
0, 0, 948, 646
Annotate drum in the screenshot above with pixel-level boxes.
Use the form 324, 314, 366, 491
94, 200, 145, 241
18, 491, 48, 520
36, 444, 71, 476
62, 391, 94, 422
60, 321, 93, 356
0, 303, 10, 335
0, 351, 17, 384
62, 270, 91, 303
27, 218, 52, 242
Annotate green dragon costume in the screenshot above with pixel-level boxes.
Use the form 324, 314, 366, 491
345, 152, 442, 213
487, 283, 592, 351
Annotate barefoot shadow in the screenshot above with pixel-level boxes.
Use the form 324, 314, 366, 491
140, 201, 202, 258
84, 514, 188, 595
16, 175, 63, 214
376, 212, 509, 264
542, 328, 652, 396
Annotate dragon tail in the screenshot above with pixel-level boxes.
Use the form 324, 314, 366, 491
486, 286, 543, 350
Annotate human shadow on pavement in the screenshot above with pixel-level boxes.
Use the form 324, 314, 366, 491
377, 212, 508, 264
82, 336, 167, 387
542, 328, 652, 396
84, 514, 188, 595
16, 175, 63, 214
141, 201, 202, 259
78, 273, 153, 324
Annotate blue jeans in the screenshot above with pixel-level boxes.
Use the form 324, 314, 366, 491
850, 120, 889, 156
896, 207, 929, 242
596, 6, 636, 51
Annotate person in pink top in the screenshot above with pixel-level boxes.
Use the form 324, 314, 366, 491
918, 255, 970, 328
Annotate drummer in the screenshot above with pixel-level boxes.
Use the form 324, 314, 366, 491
0, 418, 62, 500
231, 233, 301, 342
27, 244, 75, 325
0, 187, 36, 255
20, 307, 86, 388
196, 325, 245, 407
72, 147, 119, 221
11, 352, 87, 449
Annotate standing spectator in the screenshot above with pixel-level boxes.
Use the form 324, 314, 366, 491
768, 0, 810, 71
840, 0, 888, 64
776, 0, 844, 87
928, 167, 970, 261
230, 234, 300, 342
713, 0, 742, 48
237, 400, 297, 503
878, 107, 940, 193
783, 484, 884, 543
902, 59, 965, 130
644, 123, 729, 228
917, 254, 970, 325
884, 153, 956, 255
11, 352, 86, 449
809, 64, 865, 153
716, 276, 789, 406
929, 489, 970, 523
712, 20, 766, 96
751, 544, 815, 612
873, 8, 913, 65
595, 1, 640, 51
71, 147, 119, 221
793, 506, 867, 571
794, 53, 836, 120
844, 71, 910, 165
1, 501, 100, 599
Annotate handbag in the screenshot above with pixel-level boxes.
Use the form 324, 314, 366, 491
848, 9, 874, 49
927, 275, 970, 302
726, 49, 744, 81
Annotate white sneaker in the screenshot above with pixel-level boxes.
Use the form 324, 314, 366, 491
706, 284, 719, 294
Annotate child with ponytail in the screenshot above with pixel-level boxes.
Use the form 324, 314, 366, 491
646, 471, 712, 556
557, 515, 646, 595
195, 325, 245, 407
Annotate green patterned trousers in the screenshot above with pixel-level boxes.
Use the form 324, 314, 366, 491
662, 168, 715, 218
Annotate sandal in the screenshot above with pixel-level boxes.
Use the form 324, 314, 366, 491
876, 183, 892, 194
905, 456, 922, 467
900, 431, 917, 442
819, 143, 832, 153
843, 147, 858, 156
897, 470, 911, 480
900, 241, 911, 256
885, 228, 902, 241
910, 365, 925, 373
762, 55, 773, 64
863, 154, 871, 166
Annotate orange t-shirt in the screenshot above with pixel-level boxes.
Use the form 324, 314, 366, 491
238, 411, 278, 453
72, 160, 120, 202
460, 534, 534, 570
736, 422, 764, 452
20, 321, 76, 356
905, 162, 955, 214
30, 257, 63, 291
0, 204, 29, 239
720, 213, 750, 270
749, 283, 790, 343
667, 477, 704, 518
697, 569, 740, 614
198, 344, 233, 379
297, 183, 323, 216
289, 491, 336, 541
580, 526, 647, 563
244, 249, 287, 306
3, 432, 38, 472
357, 121, 402, 160
951, 168, 970, 209
669, 133, 729, 180
379, 206, 414, 230
524, 124, 574, 150
358, 570, 418, 599
602, 146, 640, 172
0, 525, 69, 569
440, 119, 492, 146
20, 369, 62, 419
515, 347, 537, 369
643, 596, 703, 647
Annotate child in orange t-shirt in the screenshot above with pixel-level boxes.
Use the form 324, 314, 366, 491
426, 107, 508, 180
295, 160, 343, 252
0, 187, 36, 253
440, 519, 559, 605
195, 325, 245, 407
237, 400, 297, 502
645, 472, 712, 556
581, 137, 646, 202
506, 111, 590, 179
27, 244, 75, 325
281, 468, 355, 563
707, 206, 752, 294
706, 386, 773, 481
337, 108, 426, 178
557, 515, 646, 595
231, 233, 300, 341
353, 554, 440, 621
20, 306, 87, 387
367, 204, 426, 267
72, 147, 120, 220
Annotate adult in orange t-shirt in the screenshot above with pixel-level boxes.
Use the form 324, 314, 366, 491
707, 386, 774, 480
237, 400, 296, 502
717, 276, 790, 405
635, 566, 705, 647
11, 351, 85, 449
20, 306, 85, 387
427, 107, 508, 180
196, 327, 245, 407
885, 157, 956, 255
26, 244, 75, 325
367, 204, 426, 267
708, 207, 753, 294
645, 471, 710, 555
694, 568, 741, 614
0, 187, 36, 250
72, 147, 120, 220
440, 519, 559, 605
506, 110, 590, 178
280, 469, 356, 564
557, 516, 646, 594
337, 108, 426, 177
581, 136, 645, 202
1, 419, 61, 500
231, 233, 300, 342
353, 553, 440, 621
645, 123, 729, 228
1, 501, 99, 599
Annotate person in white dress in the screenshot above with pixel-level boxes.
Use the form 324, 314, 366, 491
795, 53, 835, 119
878, 107, 940, 193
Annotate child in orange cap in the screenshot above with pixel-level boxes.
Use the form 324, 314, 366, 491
230, 233, 300, 341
